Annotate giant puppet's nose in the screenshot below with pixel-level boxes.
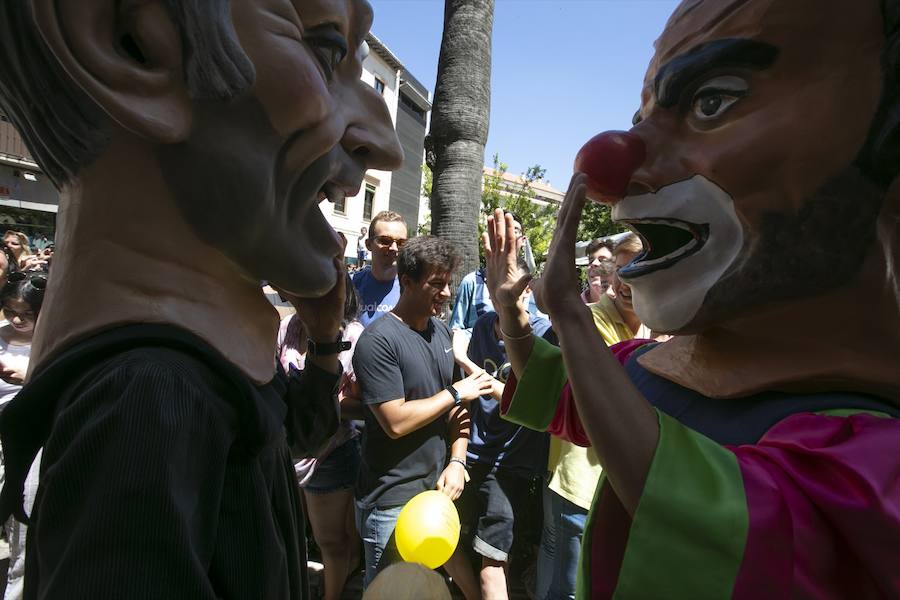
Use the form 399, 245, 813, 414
573, 131, 646, 204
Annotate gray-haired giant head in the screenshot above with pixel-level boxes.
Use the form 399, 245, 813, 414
0, 0, 403, 296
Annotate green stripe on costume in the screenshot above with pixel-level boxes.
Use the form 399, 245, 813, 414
816, 409, 892, 419
576, 473, 606, 600
613, 411, 748, 599
502, 336, 568, 431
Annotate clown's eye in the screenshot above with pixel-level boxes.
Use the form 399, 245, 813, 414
690, 76, 748, 122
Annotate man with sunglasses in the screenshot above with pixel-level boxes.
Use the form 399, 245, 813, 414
353, 211, 408, 327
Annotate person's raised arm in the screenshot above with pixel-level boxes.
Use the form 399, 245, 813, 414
274, 258, 347, 457
483, 210, 535, 379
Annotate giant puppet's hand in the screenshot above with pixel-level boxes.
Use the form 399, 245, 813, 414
274, 256, 347, 375
516, 172, 659, 516
530, 173, 592, 319
274, 258, 346, 339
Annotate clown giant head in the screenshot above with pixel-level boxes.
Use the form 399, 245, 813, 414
592, 0, 900, 334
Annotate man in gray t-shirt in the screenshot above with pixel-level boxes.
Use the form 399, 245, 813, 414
353, 236, 492, 596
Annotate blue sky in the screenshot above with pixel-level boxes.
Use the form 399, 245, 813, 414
368, 0, 680, 191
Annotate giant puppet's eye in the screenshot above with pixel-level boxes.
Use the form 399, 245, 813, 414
307, 27, 349, 79
690, 76, 748, 121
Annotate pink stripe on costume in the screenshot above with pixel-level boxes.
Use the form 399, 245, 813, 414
730, 413, 900, 599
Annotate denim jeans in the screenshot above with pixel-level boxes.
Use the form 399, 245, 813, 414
535, 485, 588, 600
354, 502, 403, 588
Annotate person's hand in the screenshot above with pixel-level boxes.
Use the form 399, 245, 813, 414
534, 173, 591, 317
482, 209, 530, 310
19, 255, 47, 271
436, 461, 466, 500
0, 359, 25, 385
455, 355, 481, 377
452, 369, 495, 402
274, 257, 346, 343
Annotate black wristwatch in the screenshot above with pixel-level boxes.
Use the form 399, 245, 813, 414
446, 384, 462, 407
307, 336, 351, 357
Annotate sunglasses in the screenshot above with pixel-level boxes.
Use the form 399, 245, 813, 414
7, 271, 48, 289
374, 235, 407, 248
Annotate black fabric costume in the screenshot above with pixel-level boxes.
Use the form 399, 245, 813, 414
0, 324, 340, 599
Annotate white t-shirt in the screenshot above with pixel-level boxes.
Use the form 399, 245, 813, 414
0, 324, 32, 565
0, 326, 31, 407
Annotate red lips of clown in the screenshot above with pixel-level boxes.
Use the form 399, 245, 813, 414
574, 131, 646, 202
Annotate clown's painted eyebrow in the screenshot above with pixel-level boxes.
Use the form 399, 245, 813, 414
654, 39, 779, 108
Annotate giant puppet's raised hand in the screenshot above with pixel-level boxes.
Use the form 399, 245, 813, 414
529, 173, 592, 319
510, 170, 659, 515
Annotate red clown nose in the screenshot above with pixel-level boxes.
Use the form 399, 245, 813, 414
573, 131, 646, 203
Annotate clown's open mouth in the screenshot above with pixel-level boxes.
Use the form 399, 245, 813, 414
619, 218, 709, 277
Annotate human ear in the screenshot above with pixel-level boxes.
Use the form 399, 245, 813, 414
31, 0, 191, 143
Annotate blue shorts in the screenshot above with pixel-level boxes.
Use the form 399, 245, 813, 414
304, 437, 361, 495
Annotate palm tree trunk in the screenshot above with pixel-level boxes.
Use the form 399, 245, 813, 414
427, 0, 494, 303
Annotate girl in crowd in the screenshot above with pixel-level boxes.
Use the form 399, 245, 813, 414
1, 233, 30, 271
278, 274, 365, 600
0, 271, 47, 600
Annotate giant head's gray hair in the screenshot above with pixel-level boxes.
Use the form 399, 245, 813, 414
0, 0, 255, 188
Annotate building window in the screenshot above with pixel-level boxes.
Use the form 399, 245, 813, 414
400, 93, 427, 124
374, 77, 385, 95
363, 184, 376, 221
333, 195, 347, 215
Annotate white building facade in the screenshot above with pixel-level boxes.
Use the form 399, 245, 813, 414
320, 33, 432, 264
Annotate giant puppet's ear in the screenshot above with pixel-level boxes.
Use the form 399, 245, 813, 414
31, 0, 191, 143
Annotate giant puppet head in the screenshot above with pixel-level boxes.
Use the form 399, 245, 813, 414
578, 0, 900, 336
0, 0, 402, 299
574, 0, 900, 398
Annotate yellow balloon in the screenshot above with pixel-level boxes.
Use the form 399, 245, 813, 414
394, 490, 461, 569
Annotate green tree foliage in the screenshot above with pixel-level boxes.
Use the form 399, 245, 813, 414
422, 155, 627, 266
419, 163, 433, 236
480, 154, 558, 266
577, 200, 626, 242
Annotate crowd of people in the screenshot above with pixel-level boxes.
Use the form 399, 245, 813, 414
0, 0, 896, 598
0, 231, 52, 600
267, 210, 648, 599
